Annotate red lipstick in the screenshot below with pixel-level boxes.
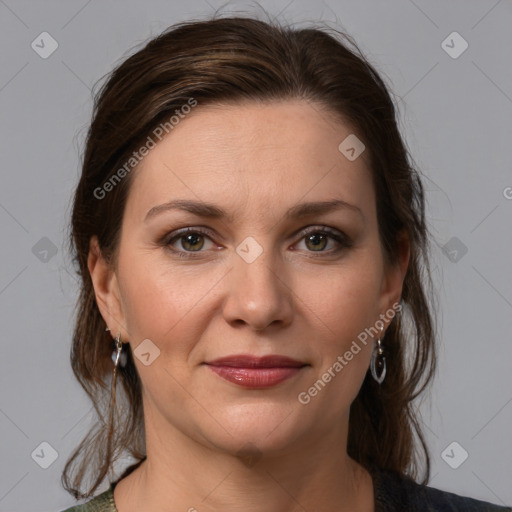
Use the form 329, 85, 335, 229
205, 355, 306, 388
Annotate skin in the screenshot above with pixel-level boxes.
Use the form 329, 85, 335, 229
88, 99, 409, 512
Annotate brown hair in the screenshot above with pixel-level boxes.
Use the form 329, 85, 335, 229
63, 15, 436, 499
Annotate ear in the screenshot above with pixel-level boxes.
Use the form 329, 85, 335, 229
378, 230, 410, 327
87, 235, 130, 341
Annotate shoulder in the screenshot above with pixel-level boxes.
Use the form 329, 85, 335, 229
59, 485, 117, 512
373, 468, 511, 512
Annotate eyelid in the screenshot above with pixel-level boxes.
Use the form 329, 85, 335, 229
294, 225, 349, 243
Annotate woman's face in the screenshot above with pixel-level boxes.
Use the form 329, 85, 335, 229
90, 100, 408, 458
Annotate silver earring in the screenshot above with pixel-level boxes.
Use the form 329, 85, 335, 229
370, 327, 386, 384
111, 331, 127, 368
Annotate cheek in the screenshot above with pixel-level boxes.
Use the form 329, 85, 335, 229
295, 256, 382, 393
317, 289, 377, 377
297, 278, 377, 417
117, 250, 225, 349
304, 260, 383, 341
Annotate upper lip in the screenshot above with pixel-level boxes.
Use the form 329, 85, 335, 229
205, 355, 306, 368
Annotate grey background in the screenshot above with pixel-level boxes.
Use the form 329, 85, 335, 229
1, 0, 511, 510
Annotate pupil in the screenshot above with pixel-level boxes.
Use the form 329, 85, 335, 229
307, 233, 326, 251
184, 234, 203, 251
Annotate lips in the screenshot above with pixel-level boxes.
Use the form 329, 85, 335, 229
206, 355, 305, 368
204, 355, 307, 388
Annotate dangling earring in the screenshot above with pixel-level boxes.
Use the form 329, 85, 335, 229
110, 330, 127, 369
106, 330, 126, 444
370, 326, 386, 384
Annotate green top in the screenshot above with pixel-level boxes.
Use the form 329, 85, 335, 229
60, 469, 511, 511
61, 483, 117, 512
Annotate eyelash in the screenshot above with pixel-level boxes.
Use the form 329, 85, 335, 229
160, 226, 352, 259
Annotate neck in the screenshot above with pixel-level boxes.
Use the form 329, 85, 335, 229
113, 412, 374, 512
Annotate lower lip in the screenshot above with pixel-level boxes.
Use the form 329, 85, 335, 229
206, 365, 303, 388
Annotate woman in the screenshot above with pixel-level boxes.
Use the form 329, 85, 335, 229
60, 15, 510, 512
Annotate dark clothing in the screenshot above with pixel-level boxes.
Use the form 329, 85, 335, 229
61, 467, 511, 511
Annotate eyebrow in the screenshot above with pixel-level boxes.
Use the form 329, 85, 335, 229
144, 198, 364, 223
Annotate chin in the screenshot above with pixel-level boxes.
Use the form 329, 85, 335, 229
201, 400, 309, 457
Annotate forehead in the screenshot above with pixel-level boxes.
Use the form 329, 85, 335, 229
125, 100, 374, 223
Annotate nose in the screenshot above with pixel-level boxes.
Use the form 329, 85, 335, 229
222, 247, 294, 332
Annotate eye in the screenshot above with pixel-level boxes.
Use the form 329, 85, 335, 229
161, 226, 351, 258
294, 227, 352, 254
165, 228, 216, 254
